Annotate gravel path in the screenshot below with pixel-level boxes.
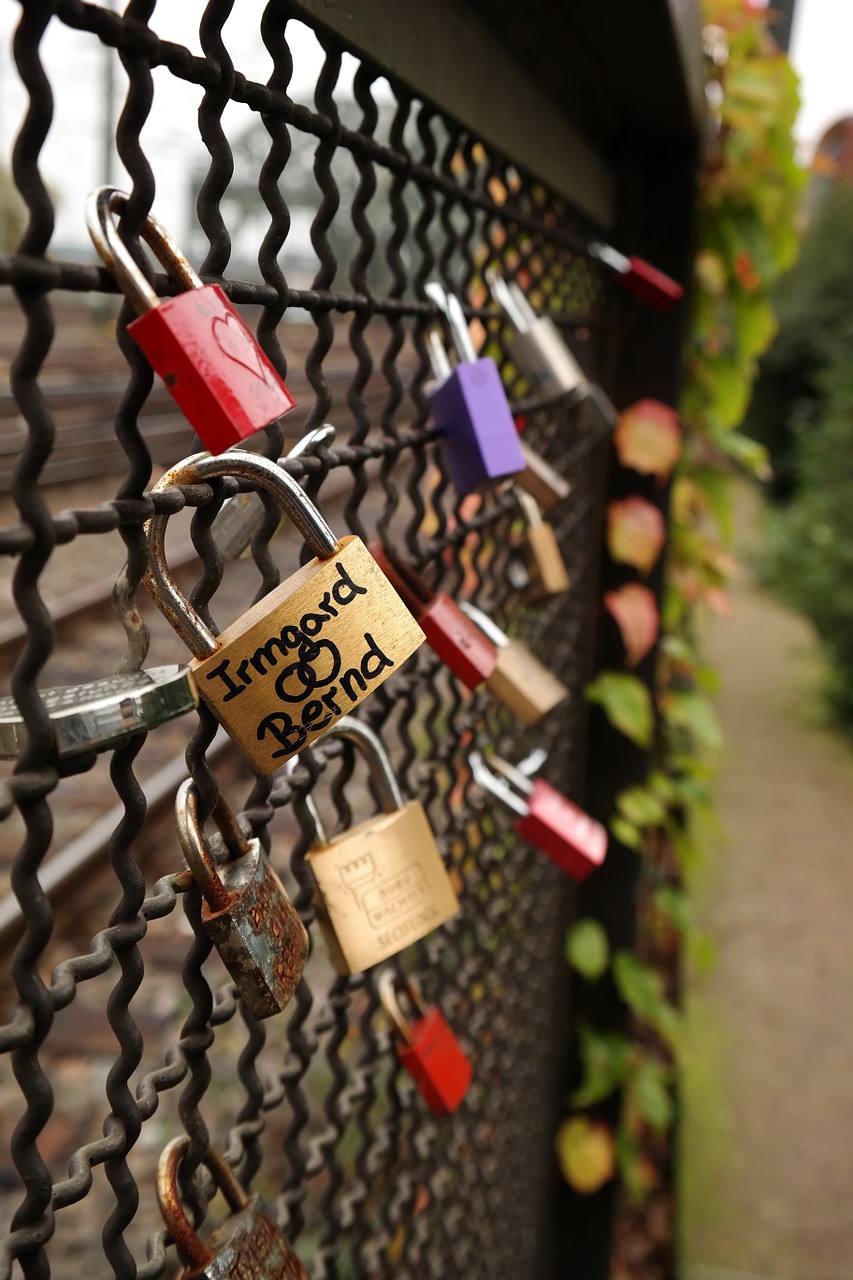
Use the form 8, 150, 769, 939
680, 483, 853, 1280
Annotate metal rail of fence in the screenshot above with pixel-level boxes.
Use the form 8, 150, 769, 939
0, 3, 621, 1276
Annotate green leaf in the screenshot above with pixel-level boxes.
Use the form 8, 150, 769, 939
570, 1024, 631, 1107
609, 815, 645, 852
566, 919, 610, 980
555, 1117, 616, 1194
585, 672, 655, 748
612, 951, 684, 1056
628, 1058, 674, 1132
718, 430, 771, 480
664, 691, 723, 757
615, 785, 668, 829
654, 886, 691, 934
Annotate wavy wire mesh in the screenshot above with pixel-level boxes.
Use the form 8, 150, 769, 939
0, 3, 614, 1277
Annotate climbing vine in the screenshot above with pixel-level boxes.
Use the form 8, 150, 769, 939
557, 0, 805, 1200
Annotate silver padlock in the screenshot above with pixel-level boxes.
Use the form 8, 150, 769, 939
211, 423, 337, 560
0, 665, 195, 759
487, 270, 617, 432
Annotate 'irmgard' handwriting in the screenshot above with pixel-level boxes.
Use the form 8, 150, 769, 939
202, 561, 395, 758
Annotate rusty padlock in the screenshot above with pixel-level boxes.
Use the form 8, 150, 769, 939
86, 186, 296, 454
424, 281, 525, 495
514, 487, 570, 601
176, 778, 308, 1019
459, 602, 569, 726
157, 1135, 309, 1279
288, 716, 458, 975
143, 450, 424, 773
368, 541, 498, 691
378, 970, 473, 1115
469, 750, 608, 881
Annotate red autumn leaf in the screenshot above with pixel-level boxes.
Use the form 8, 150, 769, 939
613, 400, 682, 481
607, 497, 666, 573
604, 583, 660, 666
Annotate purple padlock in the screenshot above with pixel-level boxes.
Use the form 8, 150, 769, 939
424, 283, 525, 496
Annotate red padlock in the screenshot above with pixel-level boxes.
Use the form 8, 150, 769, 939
469, 750, 608, 881
379, 971, 473, 1116
589, 240, 684, 312
369, 542, 498, 690
86, 187, 296, 455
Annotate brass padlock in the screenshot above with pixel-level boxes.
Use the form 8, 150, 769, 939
515, 486, 571, 601
157, 1135, 309, 1279
287, 715, 459, 975
459, 602, 569, 726
143, 450, 425, 773
176, 777, 308, 1019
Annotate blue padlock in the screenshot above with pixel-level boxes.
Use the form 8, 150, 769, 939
424, 282, 524, 496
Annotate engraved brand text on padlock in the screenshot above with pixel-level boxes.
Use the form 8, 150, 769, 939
157, 1136, 309, 1280
379, 970, 473, 1115
0, 665, 195, 759
86, 187, 296, 455
143, 451, 424, 773
424, 282, 525, 494
176, 778, 308, 1019
288, 717, 458, 974
514, 487, 570, 602
368, 542, 498, 691
459, 603, 569, 726
470, 751, 608, 881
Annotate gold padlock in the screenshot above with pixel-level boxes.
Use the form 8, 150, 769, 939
287, 716, 459, 974
460, 602, 569, 726
515, 486, 571, 601
142, 451, 424, 774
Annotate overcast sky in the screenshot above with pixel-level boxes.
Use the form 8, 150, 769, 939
0, 2, 850, 254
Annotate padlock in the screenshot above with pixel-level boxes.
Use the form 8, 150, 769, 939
86, 186, 296, 454
514, 487, 570, 601
367, 541, 498, 690
469, 750, 607, 881
459, 603, 569, 726
157, 1135, 309, 1279
288, 716, 459, 975
588, 240, 684, 311
487, 270, 617, 435
516, 439, 572, 512
211, 424, 337, 561
143, 450, 424, 773
378, 969, 473, 1115
0, 664, 195, 759
423, 281, 525, 494
176, 777, 307, 1018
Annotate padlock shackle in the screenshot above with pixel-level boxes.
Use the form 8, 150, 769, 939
469, 749, 529, 818
378, 969, 429, 1046
513, 484, 545, 529
285, 715, 405, 848
144, 450, 341, 659
424, 281, 478, 364
588, 240, 630, 275
156, 1135, 250, 1272
425, 326, 453, 382
86, 186, 204, 316
485, 268, 534, 335
211, 422, 337, 560
458, 601, 508, 650
176, 777, 252, 914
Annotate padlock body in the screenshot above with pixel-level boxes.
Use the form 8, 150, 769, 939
202, 842, 308, 1019
486, 639, 569, 726
397, 1006, 473, 1115
509, 318, 586, 402
516, 441, 572, 512
129, 284, 296, 454
419, 593, 498, 690
186, 1195, 309, 1279
307, 800, 458, 974
516, 778, 608, 881
429, 358, 525, 494
524, 522, 571, 601
621, 256, 684, 311
190, 536, 425, 773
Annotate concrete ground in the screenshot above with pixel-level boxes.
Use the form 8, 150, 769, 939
680, 485, 853, 1280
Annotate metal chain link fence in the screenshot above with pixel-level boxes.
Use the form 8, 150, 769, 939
0, 2, 616, 1275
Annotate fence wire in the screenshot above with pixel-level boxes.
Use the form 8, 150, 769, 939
0, 3, 615, 1276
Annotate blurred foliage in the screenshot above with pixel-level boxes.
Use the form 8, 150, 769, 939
566, 0, 804, 1203
744, 181, 853, 497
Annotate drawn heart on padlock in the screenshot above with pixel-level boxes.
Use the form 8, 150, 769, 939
212, 312, 271, 383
